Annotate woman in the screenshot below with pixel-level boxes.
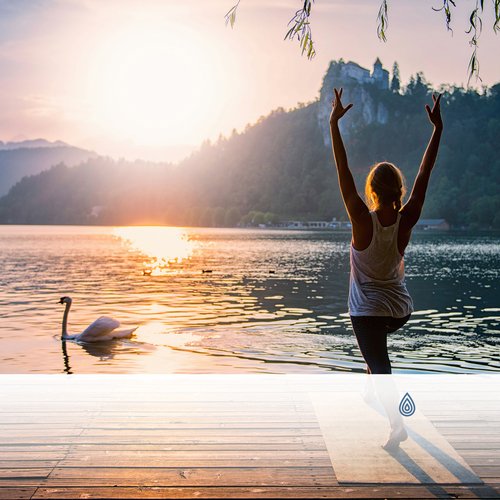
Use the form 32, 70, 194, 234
329, 87, 443, 375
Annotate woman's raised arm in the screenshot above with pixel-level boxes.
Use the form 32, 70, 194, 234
401, 94, 443, 229
329, 88, 368, 223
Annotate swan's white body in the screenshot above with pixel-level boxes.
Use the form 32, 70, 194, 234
60, 297, 137, 342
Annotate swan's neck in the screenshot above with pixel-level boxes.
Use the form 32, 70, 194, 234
62, 302, 71, 338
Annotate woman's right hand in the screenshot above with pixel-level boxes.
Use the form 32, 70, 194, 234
330, 87, 353, 125
425, 93, 443, 130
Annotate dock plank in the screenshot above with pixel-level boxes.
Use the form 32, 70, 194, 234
0, 488, 37, 500
4, 466, 338, 488
0, 468, 50, 479
30, 485, 500, 499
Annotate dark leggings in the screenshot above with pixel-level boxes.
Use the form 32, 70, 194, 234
350, 314, 411, 374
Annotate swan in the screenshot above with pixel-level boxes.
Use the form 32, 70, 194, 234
59, 296, 137, 342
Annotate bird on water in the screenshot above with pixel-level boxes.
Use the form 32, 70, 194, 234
59, 296, 137, 342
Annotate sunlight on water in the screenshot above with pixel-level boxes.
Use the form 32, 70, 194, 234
113, 226, 194, 275
0, 226, 498, 374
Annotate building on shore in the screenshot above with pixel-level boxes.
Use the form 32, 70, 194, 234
265, 217, 449, 231
415, 219, 450, 231
283, 220, 351, 229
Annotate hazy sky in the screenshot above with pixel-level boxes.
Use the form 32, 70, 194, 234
0, 0, 498, 161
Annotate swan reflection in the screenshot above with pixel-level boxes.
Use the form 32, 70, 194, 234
113, 226, 194, 275
60, 335, 157, 374
61, 340, 72, 374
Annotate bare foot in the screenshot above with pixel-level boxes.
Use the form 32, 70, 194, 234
382, 426, 408, 452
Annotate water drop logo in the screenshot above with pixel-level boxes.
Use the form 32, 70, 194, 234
399, 392, 416, 417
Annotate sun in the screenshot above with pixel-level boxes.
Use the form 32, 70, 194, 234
88, 22, 223, 146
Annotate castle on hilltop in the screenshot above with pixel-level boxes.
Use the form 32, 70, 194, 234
338, 58, 390, 90
317, 58, 391, 146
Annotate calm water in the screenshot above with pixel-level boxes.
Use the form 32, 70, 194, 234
0, 225, 498, 374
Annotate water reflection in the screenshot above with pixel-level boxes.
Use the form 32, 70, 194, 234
60, 337, 122, 373
113, 226, 194, 275
61, 340, 72, 374
0, 226, 498, 373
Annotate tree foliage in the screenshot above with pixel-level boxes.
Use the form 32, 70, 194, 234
391, 62, 401, 93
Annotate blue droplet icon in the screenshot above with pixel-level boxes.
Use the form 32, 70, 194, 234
399, 392, 416, 417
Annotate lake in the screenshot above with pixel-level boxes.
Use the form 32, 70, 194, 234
0, 225, 498, 374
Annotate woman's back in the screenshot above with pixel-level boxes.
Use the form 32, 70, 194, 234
349, 211, 413, 318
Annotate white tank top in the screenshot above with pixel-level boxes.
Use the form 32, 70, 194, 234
349, 211, 413, 318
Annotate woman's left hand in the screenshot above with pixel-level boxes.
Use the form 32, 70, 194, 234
425, 93, 443, 130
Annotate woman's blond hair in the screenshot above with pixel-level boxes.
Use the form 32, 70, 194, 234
365, 162, 406, 211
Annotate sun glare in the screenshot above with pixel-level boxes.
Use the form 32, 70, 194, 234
88, 22, 223, 146
114, 226, 194, 275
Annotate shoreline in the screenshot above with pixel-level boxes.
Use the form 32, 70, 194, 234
0, 223, 498, 234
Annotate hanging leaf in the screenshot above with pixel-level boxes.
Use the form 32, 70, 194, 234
432, 0, 456, 32
377, 0, 389, 42
224, 0, 241, 28
283, 0, 316, 60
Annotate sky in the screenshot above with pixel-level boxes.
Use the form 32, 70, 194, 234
0, 0, 498, 162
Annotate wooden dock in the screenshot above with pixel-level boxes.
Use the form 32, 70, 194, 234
0, 375, 499, 499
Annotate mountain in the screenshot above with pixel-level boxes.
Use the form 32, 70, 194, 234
0, 59, 499, 228
0, 139, 68, 150
0, 141, 97, 196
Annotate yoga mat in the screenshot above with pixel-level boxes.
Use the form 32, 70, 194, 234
311, 391, 481, 485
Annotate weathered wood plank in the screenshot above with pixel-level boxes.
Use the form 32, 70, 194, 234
0, 431, 82, 438
0, 456, 64, 462
0, 428, 322, 440
29, 485, 500, 499
62, 450, 330, 459
447, 442, 500, 450
0, 408, 315, 413
0, 468, 50, 479
53, 459, 332, 468
0, 406, 315, 412
485, 478, 500, 484
2, 431, 320, 445
0, 436, 326, 446
5, 467, 338, 488
81, 423, 319, 431
0, 395, 304, 403
435, 427, 500, 434
469, 466, 500, 478
0, 401, 313, 408
0, 418, 319, 426
432, 420, 500, 426
0, 462, 58, 468
0, 487, 37, 500
76, 429, 322, 437
458, 450, 500, 458
0, 444, 327, 452
463, 458, 500, 467
0, 450, 328, 459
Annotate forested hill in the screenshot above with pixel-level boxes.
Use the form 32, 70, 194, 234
0, 60, 499, 228
0, 141, 97, 196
